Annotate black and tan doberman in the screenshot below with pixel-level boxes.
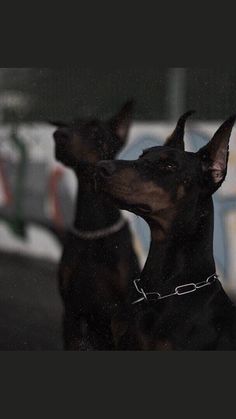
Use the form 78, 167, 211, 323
97, 112, 236, 350
51, 102, 140, 350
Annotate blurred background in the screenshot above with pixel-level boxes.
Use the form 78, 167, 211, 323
0, 68, 236, 350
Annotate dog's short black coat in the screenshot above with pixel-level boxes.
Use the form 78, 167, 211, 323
51, 102, 140, 350
97, 112, 236, 350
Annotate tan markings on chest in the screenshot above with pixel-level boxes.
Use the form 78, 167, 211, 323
95, 259, 130, 300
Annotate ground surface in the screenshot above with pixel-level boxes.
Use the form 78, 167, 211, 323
0, 251, 63, 351
1, 250, 236, 351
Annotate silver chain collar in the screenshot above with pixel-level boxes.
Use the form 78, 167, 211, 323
70, 217, 126, 241
132, 274, 218, 305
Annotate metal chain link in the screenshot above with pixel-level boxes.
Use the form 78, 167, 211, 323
132, 274, 218, 305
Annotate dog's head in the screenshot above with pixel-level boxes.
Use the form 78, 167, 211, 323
50, 101, 134, 172
96, 112, 235, 236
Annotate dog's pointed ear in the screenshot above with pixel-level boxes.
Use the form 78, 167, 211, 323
165, 111, 195, 150
197, 115, 236, 191
48, 121, 69, 128
110, 100, 134, 144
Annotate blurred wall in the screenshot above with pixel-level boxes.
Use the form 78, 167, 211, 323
1, 68, 236, 121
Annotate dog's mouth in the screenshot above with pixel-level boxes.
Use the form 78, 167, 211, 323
128, 203, 152, 215
137, 204, 152, 214
118, 200, 152, 216
95, 174, 152, 215
96, 176, 133, 195
101, 191, 152, 215
56, 151, 97, 173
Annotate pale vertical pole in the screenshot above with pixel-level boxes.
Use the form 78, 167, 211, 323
167, 68, 187, 120
0, 68, 6, 122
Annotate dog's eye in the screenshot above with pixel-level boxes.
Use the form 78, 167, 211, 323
159, 161, 177, 171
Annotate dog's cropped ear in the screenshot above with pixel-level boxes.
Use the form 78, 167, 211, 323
197, 115, 236, 192
110, 100, 134, 144
165, 111, 195, 151
48, 121, 69, 128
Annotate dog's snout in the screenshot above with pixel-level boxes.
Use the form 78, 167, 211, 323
53, 129, 70, 143
97, 161, 117, 178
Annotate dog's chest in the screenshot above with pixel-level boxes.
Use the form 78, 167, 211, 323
59, 237, 132, 308
130, 301, 220, 351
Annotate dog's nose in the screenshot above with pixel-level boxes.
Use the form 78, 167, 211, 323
53, 130, 70, 143
97, 161, 117, 178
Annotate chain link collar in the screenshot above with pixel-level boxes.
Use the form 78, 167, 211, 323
70, 217, 126, 241
132, 274, 218, 305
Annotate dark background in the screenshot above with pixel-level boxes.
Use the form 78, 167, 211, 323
1, 68, 236, 122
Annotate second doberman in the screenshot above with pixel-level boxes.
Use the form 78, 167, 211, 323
51, 102, 140, 350
97, 112, 236, 350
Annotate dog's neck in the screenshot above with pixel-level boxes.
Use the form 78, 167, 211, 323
140, 197, 216, 293
74, 173, 121, 232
